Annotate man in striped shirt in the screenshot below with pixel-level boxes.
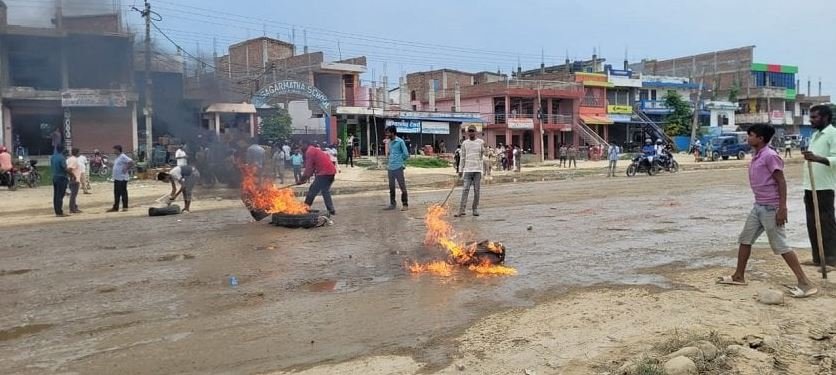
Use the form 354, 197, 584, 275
455, 125, 485, 217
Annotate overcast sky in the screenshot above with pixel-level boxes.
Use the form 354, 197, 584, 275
7, 0, 835, 95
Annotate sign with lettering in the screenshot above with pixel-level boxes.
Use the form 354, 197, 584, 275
386, 119, 421, 134
507, 118, 534, 130
607, 105, 633, 114
254, 80, 330, 111
421, 121, 450, 134
61, 90, 127, 107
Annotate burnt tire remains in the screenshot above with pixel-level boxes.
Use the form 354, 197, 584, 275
272, 210, 331, 229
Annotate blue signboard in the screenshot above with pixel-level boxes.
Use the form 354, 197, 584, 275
386, 119, 421, 134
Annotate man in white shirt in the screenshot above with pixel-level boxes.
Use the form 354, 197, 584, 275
175, 146, 188, 167
77, 152, 90, 194
455, 125, 485, 217
158, 165, 200, 213
282, 143, 292, 168
66, 148, 83, 214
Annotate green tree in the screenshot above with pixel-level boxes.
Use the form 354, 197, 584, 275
663, 91, 693, 137
260, 109, 293, 144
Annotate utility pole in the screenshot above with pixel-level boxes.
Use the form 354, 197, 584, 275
143, 0, 153, 163
689, 70, 705, 147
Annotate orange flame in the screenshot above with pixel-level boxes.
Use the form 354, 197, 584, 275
240, 165, 309, 214
410, 204, 517, 276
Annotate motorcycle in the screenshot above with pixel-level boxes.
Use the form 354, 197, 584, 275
90, 154, 109, 177
657, 150, 679, 173
626, 154, 662, 177
14, 159, 40, 188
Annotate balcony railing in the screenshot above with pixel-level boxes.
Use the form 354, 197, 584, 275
581, 97, 605, 107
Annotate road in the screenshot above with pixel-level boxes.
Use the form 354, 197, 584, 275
0, 164, 820, 374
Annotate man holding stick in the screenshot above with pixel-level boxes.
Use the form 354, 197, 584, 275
802, 104, 836, 269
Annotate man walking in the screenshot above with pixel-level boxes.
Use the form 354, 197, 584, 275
384, 125, 409, 211
66, 148, 83, 214
297, 139, 337, 215
802, 104, 836, 267
607, 143, 621, 177
51, 147, 69, 217
107, 145, 133, 212
455, 125, 484, 217
291, 148, 304, 184
77, 150, 90, 194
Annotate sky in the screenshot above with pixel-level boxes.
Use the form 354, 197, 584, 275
6, 0, 836, 96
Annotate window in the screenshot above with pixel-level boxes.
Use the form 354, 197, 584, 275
431, 79, 441, 92
410, 90, 416, 101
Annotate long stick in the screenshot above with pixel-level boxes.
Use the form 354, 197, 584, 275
440, 179, 458, 207
808, 161, 828, 280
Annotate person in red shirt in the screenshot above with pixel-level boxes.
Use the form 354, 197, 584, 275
297, 139, 337, 215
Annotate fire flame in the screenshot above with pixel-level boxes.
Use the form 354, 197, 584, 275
240, 165, 309, 215
410, 204, 517, 276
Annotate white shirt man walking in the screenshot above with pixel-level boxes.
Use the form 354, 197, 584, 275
455, 125, 485, 217
607, 143, 621, 177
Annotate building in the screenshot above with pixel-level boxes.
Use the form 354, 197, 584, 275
0, 2, 138, 156
629, 46, 829, 137
187, 37, 366, 144
404, 68, 586, 159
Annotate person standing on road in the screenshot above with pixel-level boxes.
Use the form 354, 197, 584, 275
66, 148, 83, 214
484, 146, 494, 179
567, 145, 578, 168
802, 104, 836, 267
506, 145, 515, 171
716, 124, 817, 297
800, 137, 808, 152
298, 139, 337, 215
559, 144, 568, 168
175, 145, 188, 167
290, 149, 304, 184
514, 145, 522, 172
384, 125, 409, 211
455, 125, 485, 217
784, 137, 793, 159
77, 151, 90, 194
607, 143, 621, 177
51, 147, 69, 217
346, 133, 355, 168
107, 145, 133, 213
272, 146, 286, 184
246, 139, 266, 176
0, 146, 13, 189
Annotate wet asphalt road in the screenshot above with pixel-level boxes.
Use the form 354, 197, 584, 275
0, 166, 816, 374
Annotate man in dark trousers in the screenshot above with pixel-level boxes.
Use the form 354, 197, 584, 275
802, 104, 836, 267
297, 139, 337, 215
51, 147, 69, 217
107, 145, 134, 212
383, 125, 410, 211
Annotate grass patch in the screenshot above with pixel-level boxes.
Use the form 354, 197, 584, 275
633, 357, 665, 375
405, 157, 450, 168
602, 330, 736, 375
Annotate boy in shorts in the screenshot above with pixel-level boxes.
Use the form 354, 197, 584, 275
717, 124, 817, 298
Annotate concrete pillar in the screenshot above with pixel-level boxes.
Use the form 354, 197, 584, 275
547, 98, 553, 123
428, 81, 435, 111
131, 102, 138, 153
63, 108, 71, 150
60, 43, 69, 90
214, 113, 221, 135
547, 131, 555, 160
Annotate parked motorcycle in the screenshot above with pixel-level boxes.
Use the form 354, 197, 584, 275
14, 159, 40, 188
626, 154, 661, 177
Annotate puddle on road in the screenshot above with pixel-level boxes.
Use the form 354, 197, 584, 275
0, 324, 53, 342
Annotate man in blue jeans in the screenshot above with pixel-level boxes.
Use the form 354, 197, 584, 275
383, 125, 409, 211
297, 139, 337, 215
50, 147, 69, 217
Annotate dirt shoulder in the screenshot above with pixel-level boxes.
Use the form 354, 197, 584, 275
274, 252, 835, 375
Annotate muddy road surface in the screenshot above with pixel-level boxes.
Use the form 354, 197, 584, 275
0, 166, 816, 374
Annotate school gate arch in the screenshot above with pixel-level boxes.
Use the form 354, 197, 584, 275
252, 80, 332, 142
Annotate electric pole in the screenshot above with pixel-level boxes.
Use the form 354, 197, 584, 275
143, 1, 153, 164
689, 70, 705, 147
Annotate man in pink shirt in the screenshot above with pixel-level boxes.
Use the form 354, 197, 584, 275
0, 146, 13, 189
717, 124, 816, 297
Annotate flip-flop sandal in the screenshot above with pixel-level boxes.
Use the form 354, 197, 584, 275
716, 276, 747, 285
786, 285, 818, 298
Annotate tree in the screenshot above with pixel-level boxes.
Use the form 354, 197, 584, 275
663, 91, 693, 137
260, 109, 293, 144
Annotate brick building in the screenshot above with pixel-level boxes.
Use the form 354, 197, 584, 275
0, 3, 138, 156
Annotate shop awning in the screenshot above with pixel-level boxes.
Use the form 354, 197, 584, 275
581, 115, 614, 125
392, 116, 484, 123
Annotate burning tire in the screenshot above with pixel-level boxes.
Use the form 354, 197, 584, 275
271, 210, 331, 229
468, 240, 506, 265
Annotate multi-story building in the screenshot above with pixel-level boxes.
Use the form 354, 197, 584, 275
629, 46, 829, 137
405, 68, 588, 159
0, 3, 138, 155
